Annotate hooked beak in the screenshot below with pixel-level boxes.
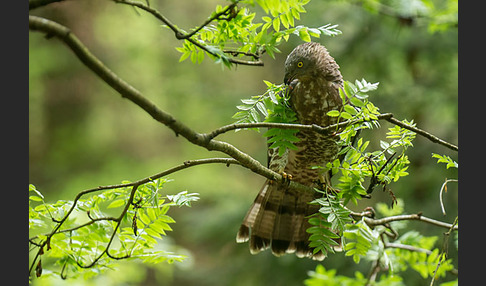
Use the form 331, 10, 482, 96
284, 72, 293, 85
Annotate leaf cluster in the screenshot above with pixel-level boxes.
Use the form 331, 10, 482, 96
306, 208, 457, 285
324, 79, 415, 205
233, 81, 300, 156
337, 200, 456, 283
358, 0, 457, 33
231, 78, 454, 282
307, 191, 352, 256
305, 264, 404, 286
29, 181, 197, 280
174, 0, 341, 67
432, 153, 458, 169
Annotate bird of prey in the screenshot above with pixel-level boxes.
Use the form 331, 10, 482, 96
236, 42, 344, 260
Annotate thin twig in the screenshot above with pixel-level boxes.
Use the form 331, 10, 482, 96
113, 0, 263, 66
207, 113, 394, 139
384, 242, 432, 254
430, 217, 459, 285
182, 2, 240, 39
366, 259, 381, 286
76, 184, 140, 268
28, 15, 316, 201
206, 113, 458, 152
28, 157, 242, 274
350, 211, 458, 231
384, 116, 458, 151
439, 179, 458, 215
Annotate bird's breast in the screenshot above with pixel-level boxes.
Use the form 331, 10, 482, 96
290, 79, 342, 127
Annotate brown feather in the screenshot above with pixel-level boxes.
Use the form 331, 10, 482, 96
237, 42, 344, 260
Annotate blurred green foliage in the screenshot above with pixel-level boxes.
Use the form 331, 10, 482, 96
29, 0, 457, 285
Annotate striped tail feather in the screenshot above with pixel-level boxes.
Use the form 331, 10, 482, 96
236, 179, 327, 261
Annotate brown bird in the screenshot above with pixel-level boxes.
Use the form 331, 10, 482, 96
236, 42, 344, 260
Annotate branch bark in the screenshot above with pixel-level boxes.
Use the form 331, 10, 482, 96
113, 0, 264, 66
28, 157, 243, 275
30, 0, 263, 66
207, 112, 458, 152
384, 116, 458, 151
29, 15, 305, 190
351, 211, 458, 231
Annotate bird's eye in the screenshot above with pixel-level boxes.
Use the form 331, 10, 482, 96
297, 61, 304, 68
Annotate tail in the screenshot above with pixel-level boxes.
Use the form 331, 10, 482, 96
236, 180, 326, 260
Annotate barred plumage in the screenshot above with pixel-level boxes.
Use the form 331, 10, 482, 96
237, 42, 344, 260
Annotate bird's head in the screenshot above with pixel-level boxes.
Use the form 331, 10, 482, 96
283, 42, 329, 85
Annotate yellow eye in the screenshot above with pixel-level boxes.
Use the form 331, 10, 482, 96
297, 61, 304, 68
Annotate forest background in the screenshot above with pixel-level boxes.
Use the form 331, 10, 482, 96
29, 0, 458, 285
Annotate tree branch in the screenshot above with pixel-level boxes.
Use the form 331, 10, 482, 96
439, 178, 458, 215
207, 112, 458, 152
206, 113, 395, 139
351, 212, 459, 231
29, 15, 297, 185
181, 2, 240, 39
112, 0, 264, 66
28, 157, 245, 275
76, 184, 140, 268
384, 116, 458, 151
384, 242, 432, 254
30, 0, 263, 66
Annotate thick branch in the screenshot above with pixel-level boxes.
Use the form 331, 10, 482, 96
28, 16, 313, 195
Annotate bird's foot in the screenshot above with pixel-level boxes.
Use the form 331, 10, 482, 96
281, 172, 293, 186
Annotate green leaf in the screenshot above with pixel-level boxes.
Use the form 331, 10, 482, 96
380, 140, 390, 150
317, 24, 342, 37
280, 13, 290, 29
340, 111, 353, 120
349, 96, 365, 107
343, 105, 357, 115
179, 51, 191, 62
145, 227, 162, 239
139, 212, 151, 225
167, 191, 200, 207
157, 214, 176, 224
256, 101, 268, 117
272, 17, 280, 32
327, 110, 340, 117
432, 153, 458, 169
298, 28, 311, 42
107, 199, 125, 209
190, 49, 198, 63
262, 16, 272, 23
29, 184, 44, 199
236, 104, 252, 111
30, 195, 43, 202
343, 220, 376, 264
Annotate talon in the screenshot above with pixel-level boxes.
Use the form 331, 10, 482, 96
364, 207, 376, 218
280, 172, 293, 186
